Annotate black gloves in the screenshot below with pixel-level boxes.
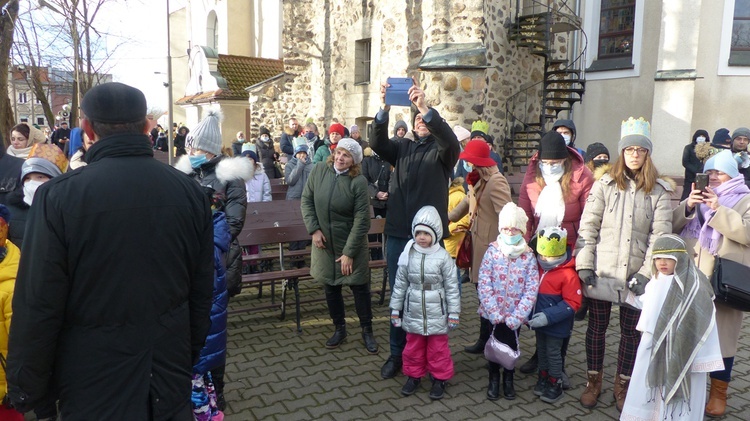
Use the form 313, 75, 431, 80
578, 269, 596, 289
628, 273, 649, 296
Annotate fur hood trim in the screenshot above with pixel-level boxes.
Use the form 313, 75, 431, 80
363, 147, 373, 157
174, 155, 255, 182
592, 163, 611, 180
216, 156, 255, 183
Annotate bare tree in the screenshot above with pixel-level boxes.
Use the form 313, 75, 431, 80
0, 0, 19, 145
14, 0, 124, 127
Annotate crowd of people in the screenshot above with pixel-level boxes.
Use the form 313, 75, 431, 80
0, 79, 746, 421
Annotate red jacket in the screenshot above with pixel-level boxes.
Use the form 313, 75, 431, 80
532, 256, 582, 338
518, 147, 594, 248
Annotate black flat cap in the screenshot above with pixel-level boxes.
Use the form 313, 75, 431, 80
81, 82, 147, 124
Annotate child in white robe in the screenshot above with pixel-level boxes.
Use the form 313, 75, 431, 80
621, 234, 723, 421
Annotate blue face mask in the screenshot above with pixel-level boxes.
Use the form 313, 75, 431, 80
500, 233, 522, 245
463, 160, 472, 173
305, 132, 316, 141
189, 154, 207, 168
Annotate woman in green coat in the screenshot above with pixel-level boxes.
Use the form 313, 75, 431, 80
301, 138, 377, 354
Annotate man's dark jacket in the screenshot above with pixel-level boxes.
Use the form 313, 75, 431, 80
6, 135, 214, 420
50, 127, 71, 150
371, 108, 460, 239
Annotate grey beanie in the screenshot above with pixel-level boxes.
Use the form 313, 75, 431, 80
187, 109, 223, 156
732, 127, 750, 140
336, 138, 363, 164
393, 120, 408, 136
21, 157, 63, 181
618, 134, 653, 154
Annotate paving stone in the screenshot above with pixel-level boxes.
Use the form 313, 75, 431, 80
222, 272, 750, 420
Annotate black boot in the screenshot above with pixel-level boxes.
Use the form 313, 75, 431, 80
429, 379, 446, 400
325, 325, 347, 349
487, 363, 501, 401
381, 355, 402, 379
502, 369, 516, 400
401, 377, 421, 396
520, 351, 539, 374
362, 326, 379, 354
464, 317, 491, 354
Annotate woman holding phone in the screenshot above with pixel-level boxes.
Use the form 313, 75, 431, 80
673, 149, 750, 418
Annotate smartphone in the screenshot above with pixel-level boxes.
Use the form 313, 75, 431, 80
385, 77, 414, 106
695, 173, 709, 192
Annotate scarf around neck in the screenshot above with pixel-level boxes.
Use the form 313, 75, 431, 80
535, 172, 565, 233
397, 240, 441, 266
681, 175, 750, 255
496, 238, 528, 259
646, 260, 713, 410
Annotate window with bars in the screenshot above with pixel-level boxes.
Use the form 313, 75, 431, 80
36, 117, 45, 126
731, 0, 750, 65
355, 38, 371, 85
597, 0, 635, 60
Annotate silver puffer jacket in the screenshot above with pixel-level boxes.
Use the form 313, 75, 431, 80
389, 206, 461, 335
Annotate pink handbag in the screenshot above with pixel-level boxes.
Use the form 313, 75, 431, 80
484, 327, 521, 370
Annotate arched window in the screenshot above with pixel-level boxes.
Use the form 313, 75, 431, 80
207, 11, 219, 50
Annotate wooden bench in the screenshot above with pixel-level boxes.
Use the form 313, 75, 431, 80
231, 217, 387, 333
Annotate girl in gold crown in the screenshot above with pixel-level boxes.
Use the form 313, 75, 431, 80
575, 117, 674, 412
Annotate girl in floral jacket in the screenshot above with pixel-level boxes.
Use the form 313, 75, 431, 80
477, 202, 540, 401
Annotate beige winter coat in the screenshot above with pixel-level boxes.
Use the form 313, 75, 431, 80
673, 195, 750, 357
449, 167, 512, 283
574, 173, 674, 304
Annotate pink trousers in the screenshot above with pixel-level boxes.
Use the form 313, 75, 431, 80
402, 333, 454, 381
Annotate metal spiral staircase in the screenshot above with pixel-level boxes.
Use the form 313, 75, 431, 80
504, 0, 588, 169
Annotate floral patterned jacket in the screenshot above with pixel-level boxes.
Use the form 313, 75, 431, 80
477, 242, 541, 330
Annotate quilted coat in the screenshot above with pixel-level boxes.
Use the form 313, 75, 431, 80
574, 171, 674, 304
389, 206, 461, 335
301, 162, 370, 286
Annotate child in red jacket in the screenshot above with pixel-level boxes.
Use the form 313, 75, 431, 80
528, 227, 581, 404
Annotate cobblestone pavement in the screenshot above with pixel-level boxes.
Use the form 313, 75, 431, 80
223, 273, 750, 420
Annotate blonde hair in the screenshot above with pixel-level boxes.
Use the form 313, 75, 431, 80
609, 151, 659, 193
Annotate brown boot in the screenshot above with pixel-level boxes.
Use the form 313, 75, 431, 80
705, 378, 729, 418
579, 370, 602, 408
613, 373, 631, 412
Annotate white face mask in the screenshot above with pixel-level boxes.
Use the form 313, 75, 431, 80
561, 134, 572, 145
23, 179, 45, 206
539, 162, 564, 178
696, 136, 706, 143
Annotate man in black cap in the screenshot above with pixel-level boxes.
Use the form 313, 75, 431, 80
6, 82, 214, 420
50, 121, 70, 151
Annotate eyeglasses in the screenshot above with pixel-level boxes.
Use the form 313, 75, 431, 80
500, 227, 522, 235
623, 147, 648, 156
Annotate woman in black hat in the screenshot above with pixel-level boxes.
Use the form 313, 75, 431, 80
681, 130, 709, 201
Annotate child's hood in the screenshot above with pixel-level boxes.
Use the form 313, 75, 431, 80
411, 205, 443, 242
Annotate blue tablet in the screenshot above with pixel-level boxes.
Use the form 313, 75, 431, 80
385, 77, 413, 106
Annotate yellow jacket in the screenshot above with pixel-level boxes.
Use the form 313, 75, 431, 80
445, 184, 471, 257
0, 240, 19, 401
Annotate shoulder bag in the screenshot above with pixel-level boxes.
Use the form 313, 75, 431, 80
456, 186, 481, 269
711, 257, 750, 312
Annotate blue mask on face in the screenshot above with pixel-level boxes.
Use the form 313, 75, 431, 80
500, 233, 522, 245
305, 132, 316, 141
189, 154, 207, 168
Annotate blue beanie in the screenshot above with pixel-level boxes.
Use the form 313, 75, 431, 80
703, 149, 740, 178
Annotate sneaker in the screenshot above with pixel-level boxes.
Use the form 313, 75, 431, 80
429, 379, 446, 400
401, 377, 421, 396
533, 371, 548, 396
541, 377, 564, 404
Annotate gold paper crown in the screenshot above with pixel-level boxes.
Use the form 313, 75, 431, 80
471, 119, 490, 134
620, 117, 650, 140
537, 226, 568, 257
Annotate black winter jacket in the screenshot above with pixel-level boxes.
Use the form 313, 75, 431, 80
0, 151, 23, 206
176, 155, 253, 295
371, 108, 460, 239
361, 152, 392, 210
6, 135, 215, 419
4, 189, 28, 248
